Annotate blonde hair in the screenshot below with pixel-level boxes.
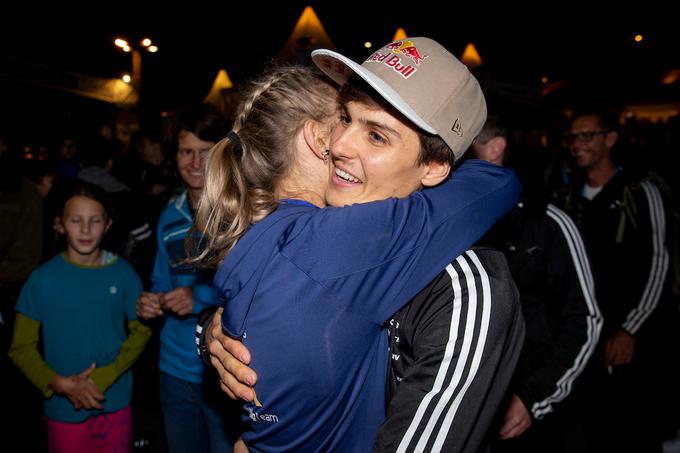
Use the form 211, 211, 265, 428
192, 66, 338, 267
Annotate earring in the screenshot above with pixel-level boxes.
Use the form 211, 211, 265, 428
322, 149, 330, 163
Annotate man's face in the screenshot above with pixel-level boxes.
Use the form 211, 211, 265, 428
325, 101, 428, 207
60, 139, 76, 159
568, 115, 614, 170
139, 137, 163, 165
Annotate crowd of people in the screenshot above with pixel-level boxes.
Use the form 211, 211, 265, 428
1, 35, 679, 453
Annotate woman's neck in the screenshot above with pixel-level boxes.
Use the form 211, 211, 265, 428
276, 134, 329, 207
276, 181, 326, 207
188, 188, 201, 209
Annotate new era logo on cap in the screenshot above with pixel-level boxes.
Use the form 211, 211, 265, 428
451, 118, 463, 137
312, 37, 487, 160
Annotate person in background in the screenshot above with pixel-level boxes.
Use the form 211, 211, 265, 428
55, 134, 81, 184
470, 115, 601, 452
559, 106, 674, 452
0, 147, 45, 330
135, 103, 237, 453
8, 181, 150, 453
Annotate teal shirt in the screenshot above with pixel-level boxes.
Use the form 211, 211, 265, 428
15, 253, 142, 423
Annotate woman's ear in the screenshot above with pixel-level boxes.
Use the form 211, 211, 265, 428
54, 216, 65, 234
302, 120, 328, 160
421, 161, 451, 187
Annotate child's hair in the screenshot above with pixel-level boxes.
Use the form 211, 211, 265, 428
192, 65, 338, 267
60, 181, 112, 220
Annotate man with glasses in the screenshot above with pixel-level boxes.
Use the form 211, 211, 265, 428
559, 107, 672, 452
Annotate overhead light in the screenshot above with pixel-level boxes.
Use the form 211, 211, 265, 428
364, 42, 372, 49
141, 38, 152, 47
114, 38, 128, 48
122, 74, 132, 83
148, 45, 158, 53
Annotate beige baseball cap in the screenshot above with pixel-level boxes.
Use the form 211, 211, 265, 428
312, 37, 487, 160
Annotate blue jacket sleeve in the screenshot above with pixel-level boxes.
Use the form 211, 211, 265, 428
283, 159, 521, 323
151, 211, 174, 294
190, 280, 219, 313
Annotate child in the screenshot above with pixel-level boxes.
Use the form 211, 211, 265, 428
8, 181, 151, 452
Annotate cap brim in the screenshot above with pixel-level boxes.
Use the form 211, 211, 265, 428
312, 49, 437, 135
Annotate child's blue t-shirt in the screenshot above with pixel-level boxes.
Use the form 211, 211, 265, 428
15, 253, 142, 423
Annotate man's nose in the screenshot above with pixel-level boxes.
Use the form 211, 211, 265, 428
330, 126, 357, 160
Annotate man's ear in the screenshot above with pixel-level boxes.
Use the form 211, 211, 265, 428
421, 160, 451, 187
302, 120, 327, 160
605, 130, 618, 148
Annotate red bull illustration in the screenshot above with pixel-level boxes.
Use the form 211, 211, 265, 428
365, 40, 429, 79
386, 40, 428, 65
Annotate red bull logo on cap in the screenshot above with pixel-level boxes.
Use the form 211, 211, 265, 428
385, 40, 428, 65
365, 40, 429, 79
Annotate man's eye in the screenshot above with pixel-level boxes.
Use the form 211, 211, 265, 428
370, 132, 386, 144
340, 114, 351, 125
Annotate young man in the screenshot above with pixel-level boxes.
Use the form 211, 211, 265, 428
199, 38, 524, 452
472, 116, 601, 452
558, 107, 673, 452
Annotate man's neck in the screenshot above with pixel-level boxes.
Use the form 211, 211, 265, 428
586, 160, 616, 188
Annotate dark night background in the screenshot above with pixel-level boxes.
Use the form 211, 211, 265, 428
1, 3, 680, 452
1, 2, 679, 144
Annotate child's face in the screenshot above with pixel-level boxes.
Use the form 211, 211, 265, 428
59, 196, 111, 258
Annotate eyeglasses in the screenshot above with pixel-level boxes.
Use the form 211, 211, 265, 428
562, 130, 610, 145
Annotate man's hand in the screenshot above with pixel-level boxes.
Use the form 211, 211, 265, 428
499, 394, 532, 439
208, 307, 258, 401
49, 363, 105, 410
604, 329, 635, 367
136, 292, 163, 320
234, 437, 249, 453
160, 287, 193, 316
